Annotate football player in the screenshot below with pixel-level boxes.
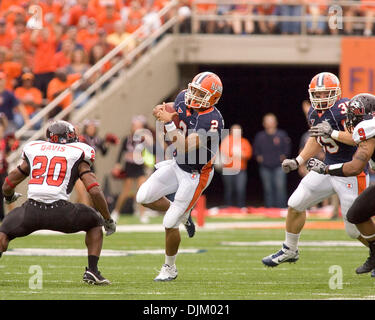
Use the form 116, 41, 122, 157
136, 71, 225, 281
262, 72, 370, 267
307, 93, 375, 276
0, 120, 116, 285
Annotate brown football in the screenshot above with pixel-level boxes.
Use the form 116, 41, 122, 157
163, 102, 179, 128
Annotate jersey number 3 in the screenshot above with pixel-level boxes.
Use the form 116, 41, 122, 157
29, 156, 67, 186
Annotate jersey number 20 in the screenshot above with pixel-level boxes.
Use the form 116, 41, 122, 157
29, 156, 67, 186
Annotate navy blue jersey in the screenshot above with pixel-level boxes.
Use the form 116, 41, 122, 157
172, 90, 225, 172
308, 98, 356, 165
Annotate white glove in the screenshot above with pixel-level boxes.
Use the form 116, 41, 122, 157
281, 158, 299, 173
306, 158, 327, 174
4, 192, 22, 204
309, 120, 333, 138
103, 218, 116, 236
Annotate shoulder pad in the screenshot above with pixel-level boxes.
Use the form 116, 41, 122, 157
352, 119, 375, 144
22, 140, 45, 159
69, 142, 96, 166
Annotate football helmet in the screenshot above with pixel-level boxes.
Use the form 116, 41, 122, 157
46, 120, 78, 144
185, 72, 223, 109
308, 72, 341, 111
346, 93, 375, 133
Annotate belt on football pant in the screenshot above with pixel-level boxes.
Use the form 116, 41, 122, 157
28, 199, 69, 209
176, 162, 200, 175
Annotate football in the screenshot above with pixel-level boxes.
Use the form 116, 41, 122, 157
163, 102, 179, 128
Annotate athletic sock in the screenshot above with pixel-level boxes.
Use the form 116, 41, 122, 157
165, 254, 176, 267
285, 232, 300, 252
88, 255, 99, 273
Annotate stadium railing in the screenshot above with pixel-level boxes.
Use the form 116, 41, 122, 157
7, 0, 180, 166
191, 0, 375, 35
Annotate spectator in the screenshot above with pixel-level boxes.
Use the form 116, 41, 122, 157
97, 1, 122, 35
77, 17, 99, 53
0, 71, 28, 132
192, 0, 217, 34
60, 26, 84, 50
0, 18, 11, 48
110, 115, 152, 223
219, 124, 252, 208
230, 2, 255, 35
66, 48, 91, 107
46, 68, 80, 119
53, 39, 74, 69
68, 0, 96, 27
107, 20, 136, 53
125, 0, 145, 34
279, 1, 303, 35
256, 3, 278, 34
40, 0, 64, 26
14, 72, 43, 129
142, 2, 162, 38
75, 119, 118, 206
306, 2, 327, 35
362, 0, 375, 36
30, 27, 57, 98
254, 113, 291, 208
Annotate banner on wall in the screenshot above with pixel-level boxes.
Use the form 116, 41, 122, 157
340, 38, 375, 98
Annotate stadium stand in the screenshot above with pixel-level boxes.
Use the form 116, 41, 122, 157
3, 0, 375, 205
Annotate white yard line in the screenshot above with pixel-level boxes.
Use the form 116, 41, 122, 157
30, 221, 286, 235
3, 248, 206, 257
221, 241, 363, 247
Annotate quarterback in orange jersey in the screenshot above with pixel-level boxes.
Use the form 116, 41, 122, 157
0, 121, 116, 285
262, 72, 370, 268
136, 71, 225, 281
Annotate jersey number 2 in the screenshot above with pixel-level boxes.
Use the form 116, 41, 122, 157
29, 156, 67, 186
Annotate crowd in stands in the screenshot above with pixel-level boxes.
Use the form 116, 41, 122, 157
0, 0, 173, 134
0, 0, 373, 135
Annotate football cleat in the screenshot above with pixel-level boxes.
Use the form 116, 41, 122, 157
371, 269, 375, 278
262, 243, 299, 267
184, 213, 195, 238
356, 242, 375, 274
83, 267, 111, 285
154, 264, 178, 282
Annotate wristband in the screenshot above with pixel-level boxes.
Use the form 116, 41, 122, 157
86, 182, 99, 192
165, 121, 177, 132
5, 177, 15, 189
331, 130, 340, 140
327, 163, 345, 176
296, 155, 305, 166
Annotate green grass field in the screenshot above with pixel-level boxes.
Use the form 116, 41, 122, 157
0, 215, 374, 300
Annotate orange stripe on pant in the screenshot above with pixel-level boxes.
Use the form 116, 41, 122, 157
186, 168, 211, 212
357, 171, 367, 195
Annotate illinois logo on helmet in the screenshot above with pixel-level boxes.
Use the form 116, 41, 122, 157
308, 72, 341, 111
185, 72, 223, 109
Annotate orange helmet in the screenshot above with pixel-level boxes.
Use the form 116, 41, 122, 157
185, 72, 223, 109
308, 72, 341, 111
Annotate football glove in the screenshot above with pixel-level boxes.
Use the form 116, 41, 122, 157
306, 158, 327, 174
4, 192, 22, 204
309, 120, 333, 138
104, 218, 116, 236
281, 158, 299, 173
